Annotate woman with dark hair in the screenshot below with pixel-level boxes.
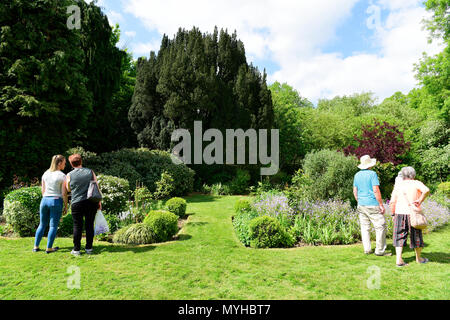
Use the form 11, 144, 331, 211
66, 154, 101, 256
33, 155, 68, 253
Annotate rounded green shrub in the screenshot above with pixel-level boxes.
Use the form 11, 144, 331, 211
165, 197, 187, 217
113, 223, 155, 245
234, 198, 252, 213
3, 187, 42, 236
249, 216, 294, 248
143, 210, 178, 242
302, 150, 358, 202
97, 175, 131, 216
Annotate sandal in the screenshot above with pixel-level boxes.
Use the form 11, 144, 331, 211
46, 247, 59, 254
419, 258, 429, 264
32, 248, 40, 253
396, 262, 408, 267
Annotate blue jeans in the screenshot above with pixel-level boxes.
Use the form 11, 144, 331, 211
34, 197, 63, 249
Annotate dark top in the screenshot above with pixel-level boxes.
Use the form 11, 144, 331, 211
68, 167, 93, 205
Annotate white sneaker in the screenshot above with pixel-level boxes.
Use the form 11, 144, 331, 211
71, 250, 81, 256
85, 249, 93, 255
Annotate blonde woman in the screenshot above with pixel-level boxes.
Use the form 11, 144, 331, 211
389, 166, 430, 267
33, 155, 68, 253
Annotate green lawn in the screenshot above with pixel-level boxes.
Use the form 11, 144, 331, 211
0, 195, 449, 300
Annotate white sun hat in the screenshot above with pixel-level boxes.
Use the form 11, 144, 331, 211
358, 155, 377, 169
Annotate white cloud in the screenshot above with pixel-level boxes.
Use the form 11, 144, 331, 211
125, 31, 137, 38
106, 10, 124, 26
271, 2, 443, 102
131, 41, 161, 56
122, 0, 443, 102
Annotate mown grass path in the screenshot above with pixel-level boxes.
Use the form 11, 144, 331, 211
0, 195, 449, 299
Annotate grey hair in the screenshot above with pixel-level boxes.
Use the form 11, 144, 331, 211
401, 166, 416, 179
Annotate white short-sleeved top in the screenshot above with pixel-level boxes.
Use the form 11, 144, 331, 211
391, 180, 430, 215
42, 170, 66, 198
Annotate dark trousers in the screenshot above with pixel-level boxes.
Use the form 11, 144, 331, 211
71, 200, 98, 251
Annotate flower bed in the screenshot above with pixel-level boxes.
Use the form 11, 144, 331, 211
233, 191, 450, 248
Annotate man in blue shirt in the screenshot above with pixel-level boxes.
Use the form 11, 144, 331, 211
353, 155, 391, 256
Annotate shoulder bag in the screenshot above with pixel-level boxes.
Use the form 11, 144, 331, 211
87, 170, 102, 203
402, 191, 427, 230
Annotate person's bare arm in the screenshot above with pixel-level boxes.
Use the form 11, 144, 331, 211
373, 185, 385, 214
413, 190, 430, 207
66, 174, 71, 192
62, 178, 68, 214
41, 180, 46, 195
353, 186, 358, 203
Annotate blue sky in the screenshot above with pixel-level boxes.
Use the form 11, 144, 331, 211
92, 0, 442, 104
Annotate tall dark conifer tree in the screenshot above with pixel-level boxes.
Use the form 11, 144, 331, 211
129, 27, 274, 150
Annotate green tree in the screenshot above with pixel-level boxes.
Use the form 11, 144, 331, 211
269, 82, 312, 171
0, 0, 131, 192
0, 0, 92, 188
74, 5, 127, 152
413, 0, 450, 124
130, 27, 274, 185
298, 93, 379, 152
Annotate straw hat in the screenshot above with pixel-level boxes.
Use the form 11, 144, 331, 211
358, 155, 377, 169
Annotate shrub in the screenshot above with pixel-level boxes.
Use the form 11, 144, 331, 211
153, 171, 175, 200
248, 216, 294, 248
252, 192, 295, 229
233, 209, 258, 246
0, 224, 13, 236
373, 162, 404, 199
113, 223, 155, 245
228, 169, 251, 195
428, 193, 450, 211
302, 150, 358, 202
73, 148, 195, 194
417, 145, 449, 184
3, 187, 42, 236
134, 186, 153, 208
290, 199, 361, 245
201, 184, 212, 194
437, 182, 450, 198
422, 199, 450, 232
234, 198, 252, 213
285, 169, 314, 202
58, 212, 73, 237
165, 197, 187, 218
210, 183, 231, 196
343, 120, 411, 165
97, 175, 131, 216
104, 214, 121, 234
143, 210, 178, 242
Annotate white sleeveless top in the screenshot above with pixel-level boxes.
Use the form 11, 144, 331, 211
42, 170, 66, 198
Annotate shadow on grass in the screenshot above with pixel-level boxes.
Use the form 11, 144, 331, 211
175, 234, 192, 241
187, 222, 208, 226
423, 252, 450, 264
55, 244, 156, 254
94, 244, 156, 254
